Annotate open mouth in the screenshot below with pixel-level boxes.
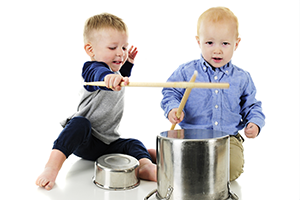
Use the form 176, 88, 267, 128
113, 61, 122, 64
212, 57, 223, 63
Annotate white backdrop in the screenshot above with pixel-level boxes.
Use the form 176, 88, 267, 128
0, 0, 299, 199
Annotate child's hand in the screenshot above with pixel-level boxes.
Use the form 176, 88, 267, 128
168, 108, 185, 125
244, 122, 259, 138
104, 74, 129, 91
127, 45, 138, 64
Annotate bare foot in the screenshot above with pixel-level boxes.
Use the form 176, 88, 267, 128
36, 149, 66, 190
138, 158, 157, 182
147, 149, 156, 164
36, 167, 59, 190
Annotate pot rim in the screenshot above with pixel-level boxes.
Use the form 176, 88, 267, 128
158, 129, 229, 141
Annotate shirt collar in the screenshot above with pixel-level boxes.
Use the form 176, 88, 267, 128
200, 55, 233, 76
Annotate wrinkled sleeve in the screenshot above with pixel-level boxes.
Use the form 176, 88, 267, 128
82, 62, 113, 92
240, 72, 265, 133
119, 61, 134, 77
161, 67, 186, 118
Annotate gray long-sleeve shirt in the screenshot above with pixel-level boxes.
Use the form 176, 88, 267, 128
61, 61, 133, 144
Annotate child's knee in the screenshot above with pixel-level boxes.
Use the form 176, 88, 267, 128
72, 116, 91, 128
230, 159, 244, 181
230, 135, 244, 181
69, 116, 91, 136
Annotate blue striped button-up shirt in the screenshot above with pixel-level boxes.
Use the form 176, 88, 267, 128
161, 56, 265, 135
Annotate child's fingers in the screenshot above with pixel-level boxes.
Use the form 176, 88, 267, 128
245, 132, 256, 138
128, 46, 138, 58
129, 46, 137, 54
129, 49, 138, 60
122, 77, 129, 86
246, 123, 253, 129
104, 75, 112, 88
113, 76, 121, 87
131, 47, 137, 54
110, 76, 122, 91
244, 123, 258, 138
128, 45, 133, 52
104, 75, 123, 90
178, 112, 184, 121
169, 108, 184, 124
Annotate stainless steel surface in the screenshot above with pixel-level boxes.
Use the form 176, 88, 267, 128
144, 186, 174, 200
93, 154, 140, 190
144, 188, 238, 200
151, 129, 238, 200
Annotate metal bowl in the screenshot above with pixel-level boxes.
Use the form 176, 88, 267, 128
93, 154, 140, 190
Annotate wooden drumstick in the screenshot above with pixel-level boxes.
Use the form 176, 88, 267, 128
84, 81, 229, 89
170, 71, 198, 130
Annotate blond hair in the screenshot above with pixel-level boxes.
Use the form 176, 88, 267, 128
83, 13, 128, 43
197, 7, 239, 38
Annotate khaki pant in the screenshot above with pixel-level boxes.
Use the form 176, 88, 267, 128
230, 133, 244, 181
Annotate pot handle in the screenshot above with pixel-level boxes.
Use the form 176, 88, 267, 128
144, 186, 173, 200
144, 189, 157, 200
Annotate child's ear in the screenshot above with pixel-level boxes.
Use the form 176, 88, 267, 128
234, 38, 241, 51
195, 36, 201, 46
84, 43, 94, 57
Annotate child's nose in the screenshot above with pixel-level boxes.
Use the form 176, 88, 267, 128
213, 47, 222, 54
116, 48, 125, 57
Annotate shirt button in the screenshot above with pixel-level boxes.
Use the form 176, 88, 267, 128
215, 90, 219, 94
215, 105, 219, 109
225, 70, 228, 73
215, 121, 218, 126
203, 67, 206, 71
214, 76, 218, 80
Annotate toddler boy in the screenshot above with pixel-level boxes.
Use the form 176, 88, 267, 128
161, 7, 265, 181
36, 13, 156, 190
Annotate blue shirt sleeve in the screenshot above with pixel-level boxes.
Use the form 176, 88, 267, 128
82, 61, 134, 92
161, 65, 187, 118
82, 61, 114, 92
119, 61, 134, 77
239, 72, 265, 132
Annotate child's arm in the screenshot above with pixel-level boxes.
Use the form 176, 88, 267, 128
82, 62, 115, 92
240, 72, 265, 138
161, 66, 187, 122
119, 46, 138, 77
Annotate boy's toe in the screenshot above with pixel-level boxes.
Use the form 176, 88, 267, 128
36, 177, 53, 190
38, 178, 46, 186
45, 181, 54, 190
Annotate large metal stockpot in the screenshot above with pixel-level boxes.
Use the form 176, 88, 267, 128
145, 129, 238, 200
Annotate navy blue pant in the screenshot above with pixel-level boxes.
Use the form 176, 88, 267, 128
53, 116, 152, 161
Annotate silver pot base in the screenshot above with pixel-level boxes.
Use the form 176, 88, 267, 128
93, 154, 140, 190
144, 186, 238, 200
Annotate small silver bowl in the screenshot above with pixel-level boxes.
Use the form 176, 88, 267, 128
93, 154, 140, 190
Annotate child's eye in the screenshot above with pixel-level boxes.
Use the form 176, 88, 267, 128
206, 41, 213, 45
122, 47, 127, 51
109, 47, 116, 50
223, 42, 230, 46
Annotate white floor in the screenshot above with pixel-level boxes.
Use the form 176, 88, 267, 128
33, 155, 241, 200
1, 127, 299, 200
